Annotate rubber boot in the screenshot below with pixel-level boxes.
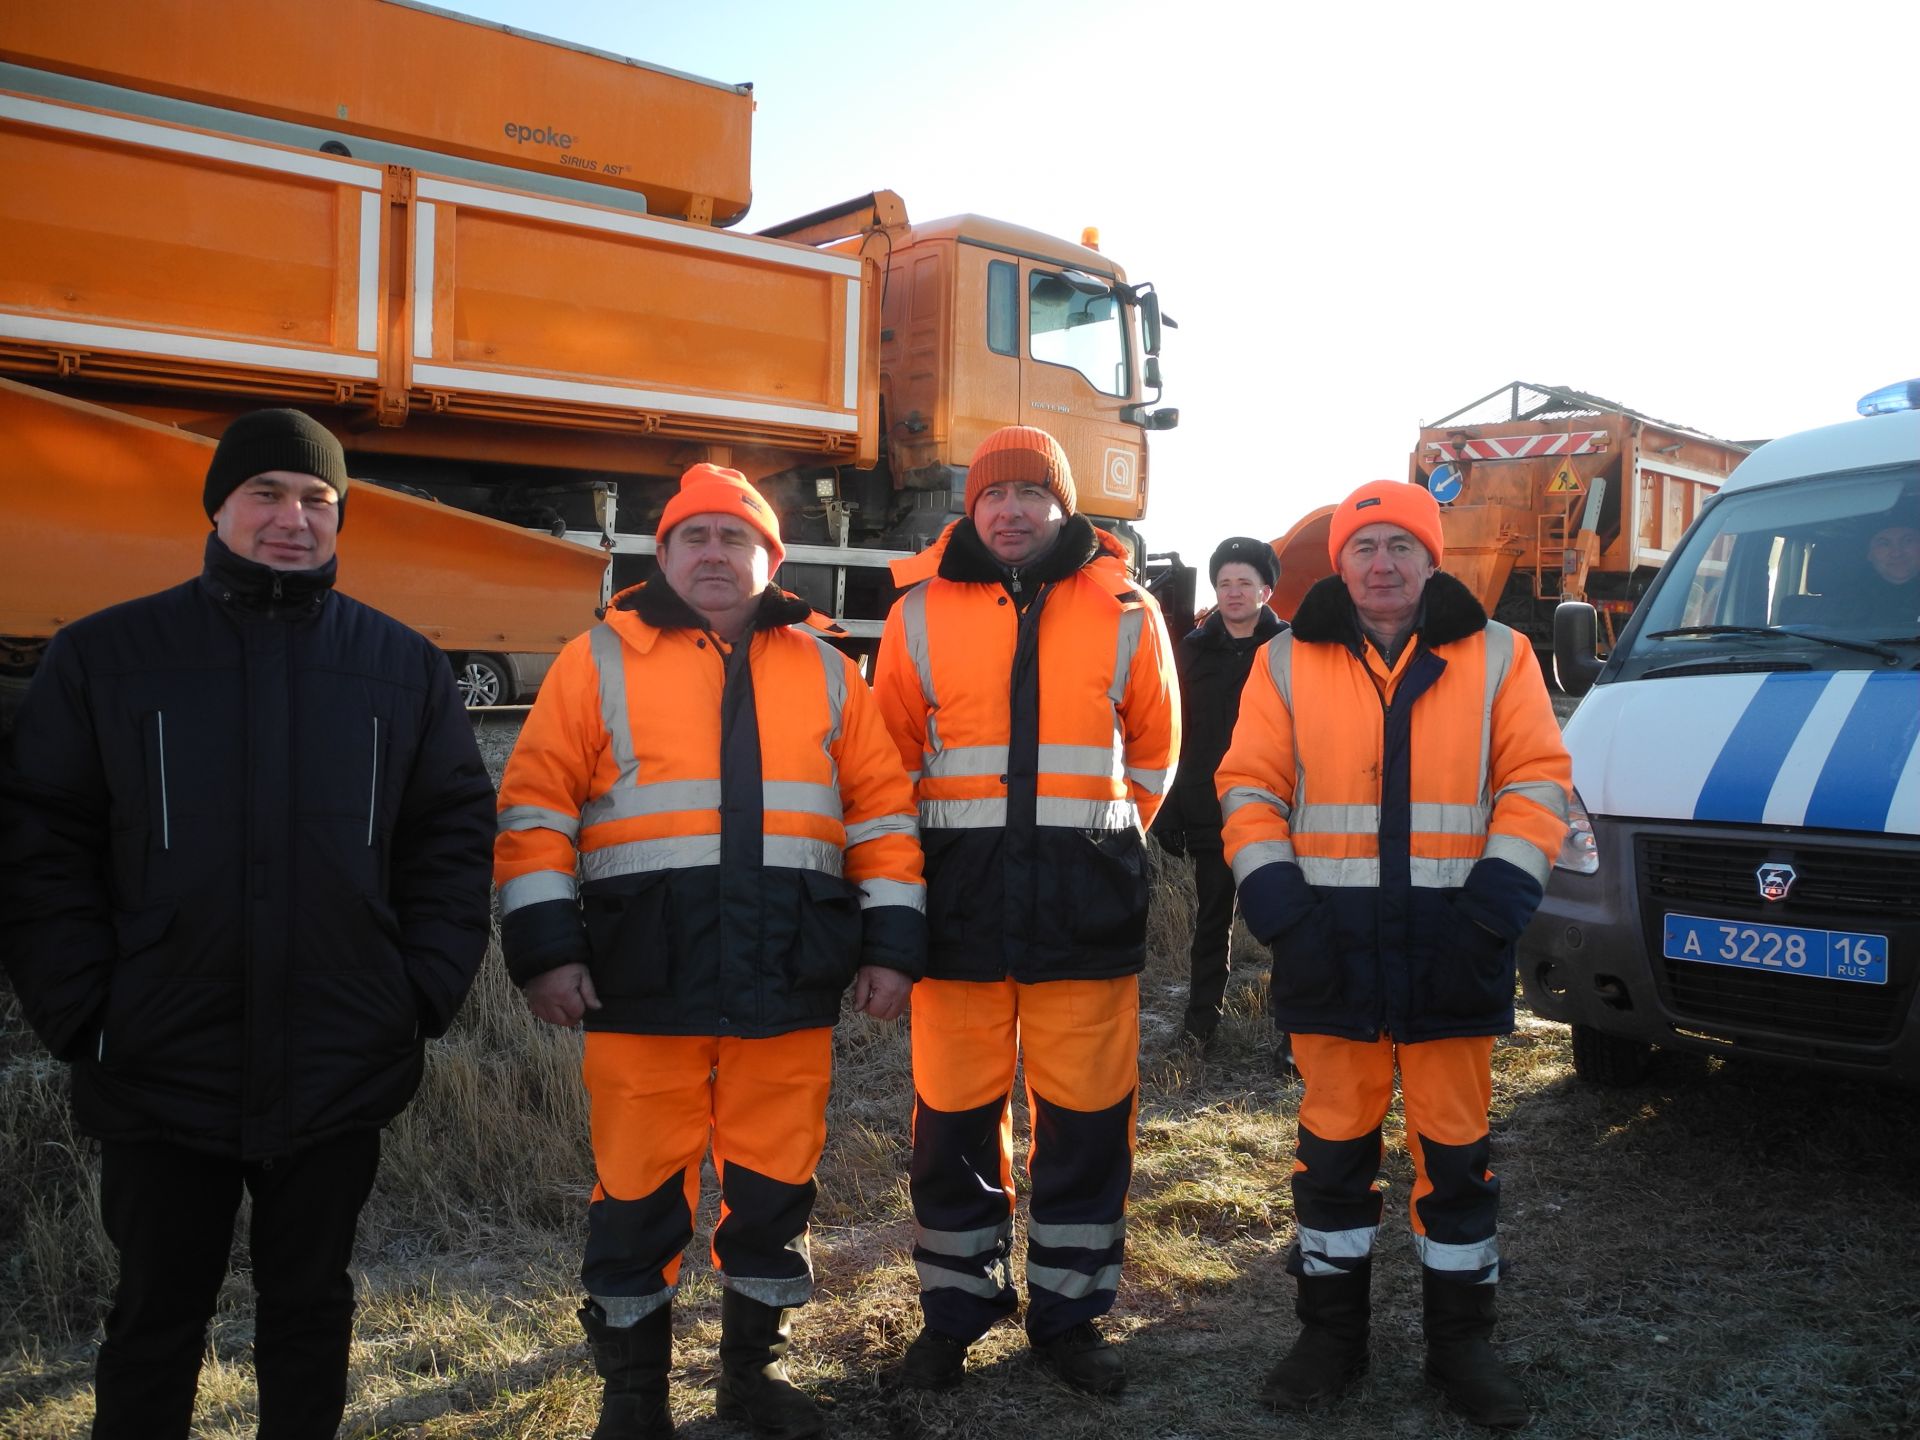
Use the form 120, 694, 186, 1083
714, 1289, 824, 1440
579, 1300, 674, 1439
1257, 1261, 1371, 1411
1422, 1271, 1529, 1430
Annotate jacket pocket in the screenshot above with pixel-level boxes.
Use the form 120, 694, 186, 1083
787, 869, 863, 992
582, 874, 675, 998
1045, 828, 1149, 958
1269, 900, 1343, 1008
1421, 899, 1516, 1019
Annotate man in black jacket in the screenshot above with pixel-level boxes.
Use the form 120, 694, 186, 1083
0, 409, 496, 1440
1155, 537, 1288, 1049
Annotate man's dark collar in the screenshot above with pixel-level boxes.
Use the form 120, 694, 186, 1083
624, 578, 812, 633
938, 513, 1102, 585
1289, 570, 1486, 651
1198, 606, 1284, 645
198, 532, 336, 613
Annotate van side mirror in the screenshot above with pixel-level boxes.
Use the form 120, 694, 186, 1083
1140, 291, 1162, 357
1553, 601, 1605, 697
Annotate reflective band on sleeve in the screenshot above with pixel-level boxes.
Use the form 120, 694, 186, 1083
1124, 764, 1170, 794
497, 804, 581, 839
1108, 607, 1145, 708
499, 869, 579, 913
856, 877, 926, 912
845, 813, 917, 846
924, 745, 1009, 778
1026, 1261, 1122, 1299
1027, 1218, 1126, 1250
1222, 785, 1290, 821
1294, 1223, 1378, 1276
1482, 833, 1553, 886
1496, 778, 1570, 821
1413, 1233, 1501, 1278
1230, 840, 1297, 884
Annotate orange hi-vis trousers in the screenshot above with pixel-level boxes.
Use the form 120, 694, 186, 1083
1288, 1033, 1500, 1284
909, 976, 1139, 1345
581, 1028, 831, 1325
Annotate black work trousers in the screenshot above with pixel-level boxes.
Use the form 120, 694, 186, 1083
92, 1131, 380, 1440
1184, 842, 1241, 1037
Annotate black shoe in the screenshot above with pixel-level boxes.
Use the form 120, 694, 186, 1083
899, 1326, 970, 1391
1031, 1320, 1126, 1396
714, 1291, 823, 1439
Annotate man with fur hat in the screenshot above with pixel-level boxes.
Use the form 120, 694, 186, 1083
1154, 537, 1288, 1051
873, 426, 1179, 1396
0, 408, 496, 1439
1216, 479, 1570, 1429
495, 463, 925, 1439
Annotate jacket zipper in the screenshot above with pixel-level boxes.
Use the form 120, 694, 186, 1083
156, 710, 171, 850
367, 716, 380, 846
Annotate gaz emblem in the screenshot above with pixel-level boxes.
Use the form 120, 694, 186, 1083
1755, 863, 1796, 903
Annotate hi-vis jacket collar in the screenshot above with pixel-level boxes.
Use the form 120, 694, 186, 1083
599, 579, 844, 653
890, 514, 1139, 601
1290, 570, 1487, 653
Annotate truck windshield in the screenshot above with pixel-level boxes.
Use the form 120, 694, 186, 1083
1618, 464, 1920, 679
1029, 271, 1129, 397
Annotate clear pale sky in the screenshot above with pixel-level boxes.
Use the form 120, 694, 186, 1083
457, 0, 1919, 598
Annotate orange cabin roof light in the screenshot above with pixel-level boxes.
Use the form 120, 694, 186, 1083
1081, 226, 1101, 251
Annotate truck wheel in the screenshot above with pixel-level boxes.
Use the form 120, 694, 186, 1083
454, 653, 509, 709
1570, 1023, 1653, 1086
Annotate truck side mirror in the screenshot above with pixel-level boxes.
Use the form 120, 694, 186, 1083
1552, 601, 1604, 697
1140, 291, 1162, 357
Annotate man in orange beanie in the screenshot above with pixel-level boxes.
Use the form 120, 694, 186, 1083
1216, 478, 1569, 1428
874, 425, 1180, 1396
496, 463, 924, 1438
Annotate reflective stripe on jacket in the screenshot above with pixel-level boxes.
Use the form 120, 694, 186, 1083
1218, 572, 1570, 1041
494, 582, 924, 1036
873, 516, 1180, 981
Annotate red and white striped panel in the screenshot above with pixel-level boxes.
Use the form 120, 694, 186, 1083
1425, 431, 1606, 461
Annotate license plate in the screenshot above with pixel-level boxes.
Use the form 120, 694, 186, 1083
1663, 913, 1889, 985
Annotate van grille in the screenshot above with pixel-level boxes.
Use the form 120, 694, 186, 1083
1636, 833, 1919, 1045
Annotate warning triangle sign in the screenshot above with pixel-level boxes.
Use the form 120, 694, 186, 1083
1546, 461, 1583, 494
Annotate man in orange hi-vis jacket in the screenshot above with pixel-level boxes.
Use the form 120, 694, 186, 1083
494, 465, 925, 1440
1217, 479, 1570, 1431
873, 425, 1180, 1397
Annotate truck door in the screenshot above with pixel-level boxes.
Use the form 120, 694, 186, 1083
1019, 263, 1147, 524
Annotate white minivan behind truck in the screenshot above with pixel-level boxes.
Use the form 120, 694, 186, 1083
1521, 381, 1920, 1085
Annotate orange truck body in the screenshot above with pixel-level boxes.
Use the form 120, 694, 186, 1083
0, 0, 1177, 676
1269, 383, 1749, 645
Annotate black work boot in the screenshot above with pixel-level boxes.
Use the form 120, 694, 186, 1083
1030, 1319, 1126, 1396
1258, 1261, 1371, 1411
898, 1325, 971, 1391
1422, 1271, 1529, 1430
578, 1300, 674, 1439
714, 1289, 824, 1439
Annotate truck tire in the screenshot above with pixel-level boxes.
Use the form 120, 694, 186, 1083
1570, 1023, 1653, 1087
453, 653, 510, 709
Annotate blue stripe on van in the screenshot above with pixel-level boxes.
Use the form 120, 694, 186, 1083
1692, 672, 1831, 824
1803, 672, 1920, 832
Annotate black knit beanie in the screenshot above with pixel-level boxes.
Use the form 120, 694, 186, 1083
203, 409, 349, 521
1209, 535, 1279, 588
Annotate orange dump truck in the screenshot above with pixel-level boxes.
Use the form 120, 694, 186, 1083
1268, 383, 1749, 648
0, 0, 1180, 702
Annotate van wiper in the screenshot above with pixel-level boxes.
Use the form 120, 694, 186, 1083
1646, 625, 1899, 662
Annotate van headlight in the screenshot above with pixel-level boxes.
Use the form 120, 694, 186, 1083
1556, 788, 1598, 875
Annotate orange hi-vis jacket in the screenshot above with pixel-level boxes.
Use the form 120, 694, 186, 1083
1218, 572, 1570, 1042
494, 582, 925, 1036
873, 516, 1180, 981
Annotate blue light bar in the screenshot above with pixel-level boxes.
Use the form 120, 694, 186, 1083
1856, 379, 1920, 416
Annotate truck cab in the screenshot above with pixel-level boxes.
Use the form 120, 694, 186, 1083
1523, 383, 1920, 1085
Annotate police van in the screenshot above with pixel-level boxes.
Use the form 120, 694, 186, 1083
1521, 381, 1920, 1085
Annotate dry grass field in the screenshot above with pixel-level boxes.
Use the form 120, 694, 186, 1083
5, 713, 1918, 1438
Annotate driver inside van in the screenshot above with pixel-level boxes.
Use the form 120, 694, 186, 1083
1863, 508, 1920, 623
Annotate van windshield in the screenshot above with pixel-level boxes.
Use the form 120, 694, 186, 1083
1616, 464, 1920, 680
